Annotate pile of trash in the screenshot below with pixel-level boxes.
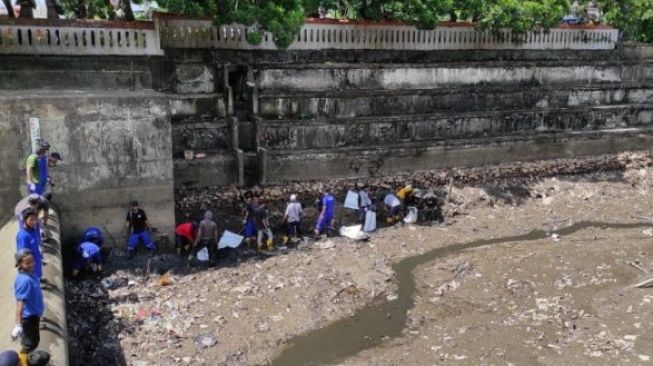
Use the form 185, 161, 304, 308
66, 243, 397, 365
175, 152, 652, 223
66, 279, 128, 366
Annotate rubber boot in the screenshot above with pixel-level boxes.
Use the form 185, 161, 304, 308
266, 238, 274, 251
19, 352, 28, 366
257, 241, 264, 252
282, 236, 289, 245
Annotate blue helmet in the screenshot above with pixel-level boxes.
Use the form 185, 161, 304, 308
83, 227, 104, 246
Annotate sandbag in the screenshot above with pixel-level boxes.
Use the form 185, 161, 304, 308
344, 190, 359, 210
339, 225, 369, 241
196, 247, 210, 261
363, 210, 376, 232
403, 206, 418, 224
218, 230, 244, 249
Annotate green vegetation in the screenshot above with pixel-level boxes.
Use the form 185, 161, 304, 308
27, 0, 653, 46
602, 0, 653, 43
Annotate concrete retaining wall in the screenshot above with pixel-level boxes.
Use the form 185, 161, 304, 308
251, 57, 653, 182
0, 211, 68, 366
0, 90, 175, 246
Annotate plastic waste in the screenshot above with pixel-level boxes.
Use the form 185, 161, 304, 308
193, 333, 218, 348
196, 247, 210, 262
403, 206, 418, 224
363, 210, 376, 232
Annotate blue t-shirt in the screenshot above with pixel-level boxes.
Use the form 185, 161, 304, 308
322, 194, 335, 218
16, 226, 42, 279
83, 227, 104, 246
37, 155, 48, 193
14, 272, 44, 318
78, 242, 101, 263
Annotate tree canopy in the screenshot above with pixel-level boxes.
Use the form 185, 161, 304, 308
602, 0, 653, 42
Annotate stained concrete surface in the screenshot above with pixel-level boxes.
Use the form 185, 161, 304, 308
0, 90, 175, 245
0, 212, 68, 365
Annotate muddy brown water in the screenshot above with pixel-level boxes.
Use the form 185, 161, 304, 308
272, 221, 653, 366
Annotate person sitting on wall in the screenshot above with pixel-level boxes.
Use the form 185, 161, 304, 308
83, 226, 104, 247
71, 241, 103, 277
16, 209, 43, 280
383, 192, 402, 224
125, 200, 156, 259
11, 249, 44, 366
25, 142, 49, 196
175, 221, 197, 256
314, 190, 335, 238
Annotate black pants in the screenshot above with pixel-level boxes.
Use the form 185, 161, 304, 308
21, 316, 40, 353
175, 235, 193, 255
194, 239, 217, 260
286, 222, 301, 237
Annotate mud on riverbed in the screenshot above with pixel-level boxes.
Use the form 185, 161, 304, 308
67, 154, 653, 365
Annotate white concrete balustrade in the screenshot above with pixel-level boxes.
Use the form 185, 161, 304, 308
158, 18, 619, 51
0, 17, 619, 55
0, 19, 164, 55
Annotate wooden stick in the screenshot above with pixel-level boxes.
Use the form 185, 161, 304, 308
628, 261, 648, 274
442, 177, 454, 219
145, 258, 151, 280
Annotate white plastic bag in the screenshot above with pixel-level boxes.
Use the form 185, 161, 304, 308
363, 210, 376, 232
403, 206, 418, 224
339, 225, 369, 241
196, 247, 210, 261
218, 230, 244, 249
344, 190, 359, 210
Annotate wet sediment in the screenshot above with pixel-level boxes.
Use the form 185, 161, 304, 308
272, 221, 653, 365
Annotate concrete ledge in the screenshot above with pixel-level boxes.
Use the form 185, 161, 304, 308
257, 105, 653, 151
255, 64, 653, 91
264, 129, 653, 181
0, 211, 68, 366
56, 185, 175, 250
258, 86, 653, 120
174, 154, 239, 188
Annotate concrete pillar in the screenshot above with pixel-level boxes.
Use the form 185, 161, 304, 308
230, 116, 239, 151
235, 148, 245, 186
257, 147, 268, 185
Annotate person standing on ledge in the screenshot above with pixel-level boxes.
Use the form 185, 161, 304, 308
14, 194, 49, 229
12, 249, 44, 366
15, 209, 42, 280
125, 200, 155, 259
24, 142, 48, 196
